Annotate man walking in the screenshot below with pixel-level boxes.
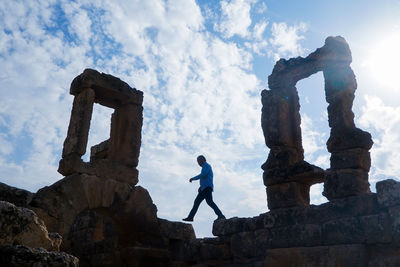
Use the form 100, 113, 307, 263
183, 155, 226, 222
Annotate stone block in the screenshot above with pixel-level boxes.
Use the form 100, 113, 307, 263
265, 244, 366, 267
267, 182, 310, 210
330, 148, 371, 172
70, 68, 143, 108
158, 218, 195, 241
264, 206, 307, 228
108, 104, 143, 168
0, 201, 60, 251
327, 127, 373, 153
90, 139, 109, 162
376, 179, 400, 207
388, 206, 400, 243
93, 159, 138, 185
323, 169, 370, 200
359, 213, 391, 244
322, 217, 364, 245
0, 182, 33, 207
266, 224, 322, 248
263, 160, 324, 186
212, 217, 247, 237
62, 88, 95, 158
261, 89, 302, 149
230, 231, 258, 258
0, 245, 79, 267
309, 194, 378, 222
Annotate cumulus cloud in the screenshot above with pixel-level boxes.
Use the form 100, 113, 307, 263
216, 0, 255, 38
269, 22, 308, 60
358, 95, 400, 179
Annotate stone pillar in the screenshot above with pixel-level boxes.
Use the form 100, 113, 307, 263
109, 103, 143, 168
322, 65, 373, 200
59, 88, 95, 176
262, 82, 324, 210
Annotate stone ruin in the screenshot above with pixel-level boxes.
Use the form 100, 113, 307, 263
58, 69, 143, 185
261, 36, 373, 209
2, 37, 400, 266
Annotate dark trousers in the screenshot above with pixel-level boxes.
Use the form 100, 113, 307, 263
188, 187, 223, 219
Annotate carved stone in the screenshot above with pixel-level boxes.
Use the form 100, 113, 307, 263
262, 36, 373, 208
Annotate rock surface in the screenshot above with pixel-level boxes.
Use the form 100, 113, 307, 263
0, 201, 60, 251
0, 245, 79, 267
0, 182, 33, 207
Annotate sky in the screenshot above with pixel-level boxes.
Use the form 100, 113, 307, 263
0, 0, 400, 237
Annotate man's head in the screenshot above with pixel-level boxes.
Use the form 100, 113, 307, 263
197, 155, 206, 166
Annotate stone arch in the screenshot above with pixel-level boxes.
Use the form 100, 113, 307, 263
261, 36, 373, 210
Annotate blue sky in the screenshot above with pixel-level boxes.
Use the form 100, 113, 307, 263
0, 0, 400, 237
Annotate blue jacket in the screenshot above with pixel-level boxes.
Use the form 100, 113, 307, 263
191, 161, 213, 191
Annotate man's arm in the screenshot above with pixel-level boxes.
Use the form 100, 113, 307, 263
189, 163, 210, 182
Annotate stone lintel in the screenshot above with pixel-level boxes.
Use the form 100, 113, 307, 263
70, 69, 143, 109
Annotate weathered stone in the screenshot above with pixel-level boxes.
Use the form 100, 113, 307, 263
265, 244, 366, 267
93, 159, 138, 185
0, 245, 79, 267
90, 139, 109, 162
61, 88, 95, 159
267, 224, 321, 248
159, 219, 195, 241
212, 217, 247, 237
0, 201, 60, 251
376, 179, 400, 207
327, 127, 373, 152
108, 104, 142, 168
262, 36, 373, 206
29, 174, 163, 252
388, 206, 400, 243
322, 216, 364, 245
359, 213, 392, 244
330, 148, 371, 171
0, 181, 33, 207
263, 161, 324, 186
70, 68, 143, 108
323, 169, 370, 200
230, 231, 258, 258
267, 182, 310, 209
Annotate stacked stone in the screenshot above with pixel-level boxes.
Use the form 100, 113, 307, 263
262, 36, 374, 210
321, 38, 373, 199
58, 68, 143, 185
262, 54, 325, 210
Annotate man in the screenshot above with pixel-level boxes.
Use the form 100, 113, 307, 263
183, 155, 226, 222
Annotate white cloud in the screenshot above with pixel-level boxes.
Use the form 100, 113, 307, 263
358, 95, 400, 178
269, 22, 308, 60
216, 0, 255, 38
253, 21, 268, 40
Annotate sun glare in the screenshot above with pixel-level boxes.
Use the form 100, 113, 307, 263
367, 34, 400, 90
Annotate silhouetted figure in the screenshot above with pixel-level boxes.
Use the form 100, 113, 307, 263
183, 155, 226, 222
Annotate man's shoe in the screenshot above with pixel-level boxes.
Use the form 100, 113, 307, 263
217, 215, 226, 220
182, 217, 193, 222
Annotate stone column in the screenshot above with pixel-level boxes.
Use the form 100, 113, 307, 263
59, 88, 95, 176
108, 103, 143, 168
322, 65, 373, 200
